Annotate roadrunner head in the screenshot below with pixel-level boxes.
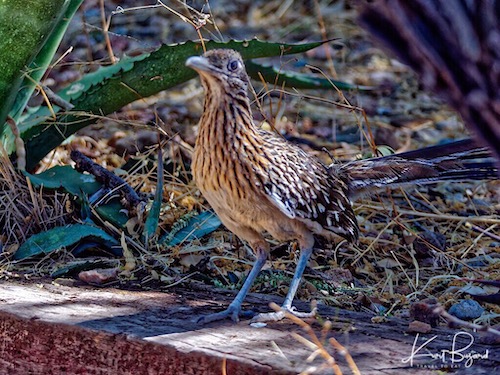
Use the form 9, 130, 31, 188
186, 49, 249, 94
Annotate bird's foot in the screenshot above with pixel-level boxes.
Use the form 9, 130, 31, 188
196, 303, 254, 324
251, 305, 317, 323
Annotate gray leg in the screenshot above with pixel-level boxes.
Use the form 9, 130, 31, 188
251, 246, 316, 322
197, 246, 267, 324
282, 246, 312, 309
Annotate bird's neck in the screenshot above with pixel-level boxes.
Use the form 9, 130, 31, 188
197, 85, 261, 151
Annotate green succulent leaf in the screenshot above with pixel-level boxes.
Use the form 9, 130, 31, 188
8, 0, 84, 124
94, 200, 130, 228
161, 211, 221, 246
144, 149, 163, 242
23, 165, 101, 197
246, 61, 374, 91
0, 0, 80, 152
24, 165, 129, 228
14, 223, 119, 260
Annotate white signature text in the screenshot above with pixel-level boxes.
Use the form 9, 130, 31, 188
402, 332, 489, 368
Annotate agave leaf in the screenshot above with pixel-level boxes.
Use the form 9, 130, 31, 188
24, 165, 129, 228
161, 211, 221, 246
0, 0, 71, 150
21, 39, 328, 169
93, 201, 129, 229
8, 0, 84, 124
246, 61, 374, 91
23, 165, 101, 197
14, 223, 119, 260
144, 148, 163, 242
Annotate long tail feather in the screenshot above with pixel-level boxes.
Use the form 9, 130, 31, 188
337, 139, 498, 197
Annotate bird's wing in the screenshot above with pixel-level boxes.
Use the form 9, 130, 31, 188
255, 131, 359, 241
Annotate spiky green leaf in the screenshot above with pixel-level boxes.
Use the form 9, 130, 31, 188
161, 211, 221, 246
144, 148, 163, 242
8, 0, 84, 124
0, 0, 70, 149
23, 165, 101, 197
246, 61, 374, 91
14, 223, 119, 260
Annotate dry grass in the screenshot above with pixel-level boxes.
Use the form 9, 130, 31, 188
0, 145, 72, 260
266, 302, 360, 375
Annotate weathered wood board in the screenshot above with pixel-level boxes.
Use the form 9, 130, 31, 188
0, 280, 497, 374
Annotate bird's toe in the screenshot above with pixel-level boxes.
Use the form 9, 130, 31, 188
250, 305, 317, 323
196, 303, 244, 324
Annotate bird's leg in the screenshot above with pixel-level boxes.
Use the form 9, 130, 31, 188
197, 245, 268, 324
251, 246, 317, 323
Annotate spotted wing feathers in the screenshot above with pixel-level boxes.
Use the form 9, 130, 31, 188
257, 131, 359, 242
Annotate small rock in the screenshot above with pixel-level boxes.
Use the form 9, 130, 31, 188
465, 255, 490, 268
322, 267, 353, 286
448, 299, 484, 320
414, 229, 446, 258
371, 316, 388, 324
368, 71, 396, 86
408, 320, 432, 334
78, 268, 118, 285
410, 299, 440, 327
435, 118, 460, 131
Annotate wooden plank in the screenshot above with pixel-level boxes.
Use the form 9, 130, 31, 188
0, 280, 497, 374
0, 311, 291, 375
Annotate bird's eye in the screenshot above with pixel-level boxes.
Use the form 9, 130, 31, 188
227, 59, 242, 72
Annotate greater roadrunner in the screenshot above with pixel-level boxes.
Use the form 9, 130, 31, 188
186, 49, 497, 324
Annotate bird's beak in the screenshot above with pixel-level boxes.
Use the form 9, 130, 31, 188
186, 56, 212, 73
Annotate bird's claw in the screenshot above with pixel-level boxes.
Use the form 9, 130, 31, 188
250, 305, 317, 323
196, 303, 255, 324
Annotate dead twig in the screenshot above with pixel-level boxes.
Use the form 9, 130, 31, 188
433, 305, 500, 337
70, 150, 143, 213
270, 302, 360, 375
